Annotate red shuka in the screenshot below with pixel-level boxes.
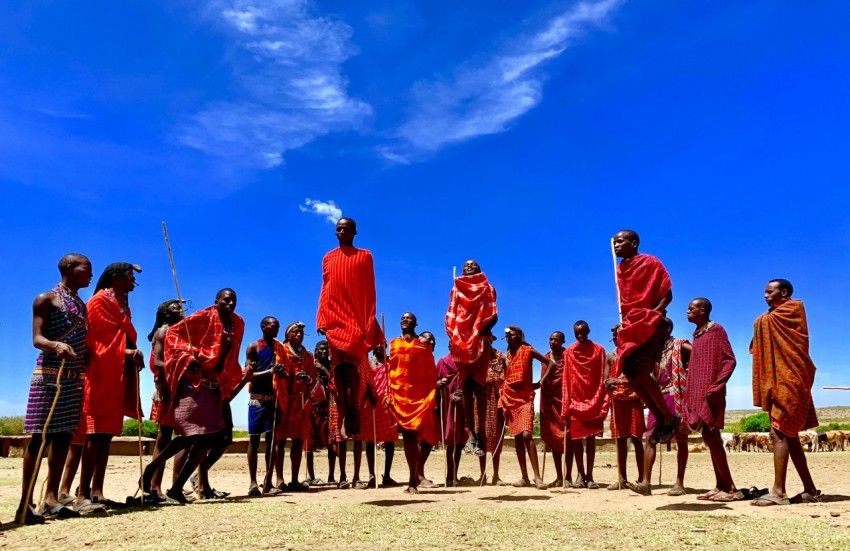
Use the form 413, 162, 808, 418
445, 272, 497, 368
616, 254, 672, 365
316, 247, 384, 364
164, 306, 245, 399
274, 344, 315, 442
562, 340, 608, 425
80, 289, 141, 436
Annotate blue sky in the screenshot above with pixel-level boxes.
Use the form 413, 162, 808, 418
2, 1, 848, 427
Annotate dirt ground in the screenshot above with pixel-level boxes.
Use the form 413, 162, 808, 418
1, 446, 849, 550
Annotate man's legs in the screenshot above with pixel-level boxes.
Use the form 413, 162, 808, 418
564, 438, 574, 483
417, 441, 433, 486
167, 434, 214, 502
78, 434, 111, 501
401, 431, 419, 493
327, 444, 338, 484
150, 425, 174, 495
382, 442, 397, 485
703, 428, 736, 497
335, 362, 361, 438
551, 450, 563, 486
768, 427, 817, 499
247, 433, 261, 490
59, 443, 82, 500
143, 435, 191, 493
17, 432, 73, 517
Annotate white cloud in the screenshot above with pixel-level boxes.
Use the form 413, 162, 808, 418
299, 198, 342, 224
177, 0, 371, 169
381, 0, 622, 162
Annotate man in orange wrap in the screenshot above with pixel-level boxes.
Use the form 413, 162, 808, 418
445, 259, 497, 457
613, 230, 677, 445
142, 288, 244, 503
317, 217, 385, 440
73, 262, 144, 507
750, 279, 820, 506
385, 312, 439, 494
562, 321, 608, 489
499, 325, 554, 490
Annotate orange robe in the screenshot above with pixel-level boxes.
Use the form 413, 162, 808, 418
499, 344, 535, 436
79, 289, 141, 438
386, 337, 439, 445
751, 299, 818, 436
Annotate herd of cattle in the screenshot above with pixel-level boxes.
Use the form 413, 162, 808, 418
718, 430, 850, 453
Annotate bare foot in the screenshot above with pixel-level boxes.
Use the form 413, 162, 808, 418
404, 486, 419, 494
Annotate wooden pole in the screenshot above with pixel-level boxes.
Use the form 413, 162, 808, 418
610, 237, 624, 490
20, 360, 65, 526
823, 386, 850, 390
135, 366, 145, 507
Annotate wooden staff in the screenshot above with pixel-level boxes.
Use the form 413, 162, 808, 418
20, 360, 65, 526
440, 395, 447, 484
562, 429, 568, 489
824, 386, 850, 390
541, 447, 547, 481
658, 441, 663, 486
610, 237, 624, 490
135, 365, 145, 508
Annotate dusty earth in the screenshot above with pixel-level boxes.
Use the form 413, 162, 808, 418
1, 446, 849, 550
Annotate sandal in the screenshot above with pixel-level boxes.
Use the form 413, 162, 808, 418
696, 489, 720, 501
512, 479, 531, 488
352, 480, 369, 490
247, 486, 262, 497
751, 494, 790, 506
40, 503, 80, 520
337, 480, 352, 490
72, 499, 110, 516
570, 479, 587, 489
16, 506, 45, 525
790, 490, 822, 504
627, 481, 651, 496
264, 487, 284, 496
462, 436, 479, 455
381, 476, 400, 488
710, 490, 745, 502
586, 481, 600, 490
666, 485, 686, 497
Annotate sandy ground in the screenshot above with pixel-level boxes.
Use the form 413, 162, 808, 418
1, 446, 850, 550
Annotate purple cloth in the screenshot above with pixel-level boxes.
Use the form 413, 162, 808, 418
436, 354, 465, 444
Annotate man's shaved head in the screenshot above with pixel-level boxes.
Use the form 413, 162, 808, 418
58, 253, 89, 276
338, 217, 357, 230
691, 297, 713, 314
616, 229, 640, 245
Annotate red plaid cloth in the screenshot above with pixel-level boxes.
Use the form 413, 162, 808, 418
307, 366, 330, 451
684, 322, 736, 431
359, 362, 398, 443
164, 306, 245, 400
539, 351, 566, 452
446, 272, 497, 372
482, 351, 506, 454
506, 402, 534, 436
563, 341, 608, 426
274, 344, 315, 442
570, 418, 603, 440
616, 254, 672, 376
610, 397, 646, 439
499, 345, 535, 435
751, 300, 818, 436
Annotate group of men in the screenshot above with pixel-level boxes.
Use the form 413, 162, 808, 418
15, 221, 822, 524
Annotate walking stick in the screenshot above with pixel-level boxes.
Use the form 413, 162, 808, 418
542, 447, 547, 481
20, 360, 65, 526
135, 365, 145, 508
563, 429, 568, 488
610, 237, 624, 490
265, 395, 279, 495
658, 440, 663, 486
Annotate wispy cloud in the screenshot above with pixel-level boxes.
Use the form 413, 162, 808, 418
177, 0, 371, 170
39, 109, 92, 120
381, 0, 622, 162
299, 198, 342, 223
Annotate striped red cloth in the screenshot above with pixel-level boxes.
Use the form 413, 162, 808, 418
539, 351, 566, 452
446, 273, 497, 383
616, 254, 672, 375
79, 289, 141, 437
684, 322, 736, 431
751, 299, 819, 436
307, 361, 330, 451
499, 344, 535, 436
563, 340, 608, 437
610, 397, 646, 439
317, 246, 384, 363
164, 306, 245, 401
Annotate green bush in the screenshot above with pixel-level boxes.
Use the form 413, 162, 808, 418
122, 419, 159, 439
0, 416, 25, 435
817, 422, 850, 432
740, 412, 771, 433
